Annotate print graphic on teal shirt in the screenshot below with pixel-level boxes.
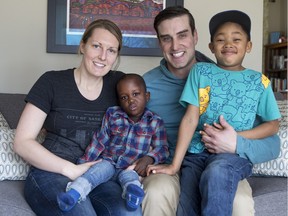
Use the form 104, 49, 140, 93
199, 86, 210, 115
184, 63, 272, 153
198, 64, 268, 131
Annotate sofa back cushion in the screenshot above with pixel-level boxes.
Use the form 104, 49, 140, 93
0, 94, 26, 129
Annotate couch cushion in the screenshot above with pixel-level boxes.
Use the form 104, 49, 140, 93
248, 176, 287, 197
0, 93, 26, 129
253, 191, 287, 216
0, 180, 35, 216
248, 176, 287, 216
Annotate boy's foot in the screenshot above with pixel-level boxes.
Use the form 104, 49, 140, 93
125, 184, 145, 211
57, 189, 80, 212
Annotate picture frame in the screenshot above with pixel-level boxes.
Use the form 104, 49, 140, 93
47, 0, 183, 56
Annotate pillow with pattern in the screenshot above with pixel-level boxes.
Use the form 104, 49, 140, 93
0, 128, 46, 180
0, 112, 10, 128
0, 128, 29, 180
252, 100, 288, 177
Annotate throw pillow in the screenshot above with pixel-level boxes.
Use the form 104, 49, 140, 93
0, 128, 29, 180
0, 112, 10, 128
0, 128, 47, 181
252, 100, 288, 177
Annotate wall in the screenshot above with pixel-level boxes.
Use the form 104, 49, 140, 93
268, 0, 287, 37
0, 0, 263, 94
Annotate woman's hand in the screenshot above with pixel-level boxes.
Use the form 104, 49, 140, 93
65, 160, 102, 180
146, 164, 178, 176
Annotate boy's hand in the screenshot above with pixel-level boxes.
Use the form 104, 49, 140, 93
134, 156, 154, 177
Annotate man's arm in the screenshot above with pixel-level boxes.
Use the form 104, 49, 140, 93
201, 115, 281, 164
236, 134, 280, 164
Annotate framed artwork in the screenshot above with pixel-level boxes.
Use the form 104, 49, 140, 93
47, 0, 183, 56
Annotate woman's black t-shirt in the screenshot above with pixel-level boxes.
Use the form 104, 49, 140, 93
26, 69, 124, 163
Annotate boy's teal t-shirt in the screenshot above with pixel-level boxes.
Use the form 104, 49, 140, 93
180, 62, 281, 154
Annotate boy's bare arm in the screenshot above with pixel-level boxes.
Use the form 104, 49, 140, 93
238, 120, 279, 139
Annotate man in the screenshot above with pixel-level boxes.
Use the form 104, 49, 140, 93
140, 6, 280, 216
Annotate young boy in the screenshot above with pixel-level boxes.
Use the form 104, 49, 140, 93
148, 10, 281, 215
57, 74, 169, 212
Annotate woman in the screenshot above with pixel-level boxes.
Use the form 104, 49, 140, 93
14, 19, 141, 216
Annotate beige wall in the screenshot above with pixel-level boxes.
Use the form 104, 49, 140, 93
268, 0, 287, 35
0, 0, 263, 93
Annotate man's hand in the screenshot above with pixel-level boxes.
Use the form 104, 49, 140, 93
200, 115, 237, 154
134, 156, 154, 177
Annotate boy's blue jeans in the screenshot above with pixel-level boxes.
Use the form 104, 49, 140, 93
24, 162, 142, 216
176, 150, 252, 216
70, 159, 141, 200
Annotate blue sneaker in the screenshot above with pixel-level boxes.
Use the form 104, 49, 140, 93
57, 189, 80, 212
125, 184, 145, 211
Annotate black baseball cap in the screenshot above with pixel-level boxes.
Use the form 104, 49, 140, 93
209, 10, 251, 41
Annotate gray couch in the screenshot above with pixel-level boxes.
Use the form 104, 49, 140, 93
0, 93, 287, 216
